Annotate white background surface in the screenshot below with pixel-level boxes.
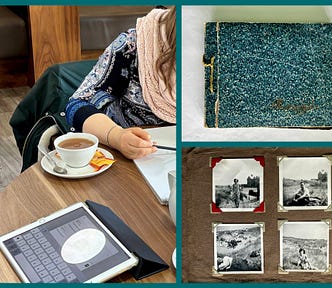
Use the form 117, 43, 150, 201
134, 126, 176, 204
181, 6, 332, 142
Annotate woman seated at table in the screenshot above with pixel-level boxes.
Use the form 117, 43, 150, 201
65, 6, 176, 160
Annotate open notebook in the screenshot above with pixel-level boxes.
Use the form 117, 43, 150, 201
134, 126, 176, 205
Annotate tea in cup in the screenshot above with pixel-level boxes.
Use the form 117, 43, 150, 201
54, 132, 98, 168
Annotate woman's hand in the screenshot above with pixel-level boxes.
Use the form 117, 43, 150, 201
83, 113, 157, 159
110, 126, 157, 159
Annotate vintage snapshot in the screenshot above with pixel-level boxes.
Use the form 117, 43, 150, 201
279, 157, 331, 210
212, 158, 264, 212
280, 221, 330, 272
213, 223, 264, 274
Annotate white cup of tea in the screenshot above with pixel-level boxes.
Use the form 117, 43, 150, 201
54, 132, 98, 168
168, 170, 176, 226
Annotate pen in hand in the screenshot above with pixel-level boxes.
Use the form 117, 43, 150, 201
153, 145, 176, 151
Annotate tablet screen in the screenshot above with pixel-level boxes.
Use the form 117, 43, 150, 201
0, 203, 137, 283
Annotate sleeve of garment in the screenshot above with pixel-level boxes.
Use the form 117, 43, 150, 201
72, 105, 100, 132
69, 28, 137, 101
65, 28, 138, 131
65, 98, 99, 131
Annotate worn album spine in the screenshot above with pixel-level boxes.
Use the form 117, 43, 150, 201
204, 22, 219, 128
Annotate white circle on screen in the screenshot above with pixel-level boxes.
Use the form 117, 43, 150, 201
61, 228, 106, 264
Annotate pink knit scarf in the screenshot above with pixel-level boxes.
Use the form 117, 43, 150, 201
136, 8, 176, 124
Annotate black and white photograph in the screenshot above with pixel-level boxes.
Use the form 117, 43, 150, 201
212, 158, 264, 212
279, 157, 331, 210
213, 223, 264, 274
280, 221, 330, 272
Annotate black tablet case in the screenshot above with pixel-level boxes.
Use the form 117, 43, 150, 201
85, 200, 169, 280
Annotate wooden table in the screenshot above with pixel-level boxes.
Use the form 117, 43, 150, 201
0, 148, 176, 283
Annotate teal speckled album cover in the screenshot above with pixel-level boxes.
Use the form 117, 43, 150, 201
204, 22, 332, 128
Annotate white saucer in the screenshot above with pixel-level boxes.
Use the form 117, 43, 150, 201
41, 147, 114, 179
172, 248, 176, 269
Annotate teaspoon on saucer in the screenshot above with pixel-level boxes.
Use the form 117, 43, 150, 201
38, 145, 68, 175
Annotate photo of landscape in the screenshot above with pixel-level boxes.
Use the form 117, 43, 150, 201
212, 158, 264, 212
214, 223, 264, 274
280, 221, 329, 272
279, 157, 331, 210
